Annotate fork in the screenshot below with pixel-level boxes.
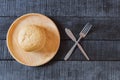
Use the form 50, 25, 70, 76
64, 23, 92, 60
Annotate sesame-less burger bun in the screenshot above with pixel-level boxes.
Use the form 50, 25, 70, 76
18, 25, 46, 52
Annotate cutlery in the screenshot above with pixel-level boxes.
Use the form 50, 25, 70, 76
64, 23, 92, 60
65, 28, 89, 60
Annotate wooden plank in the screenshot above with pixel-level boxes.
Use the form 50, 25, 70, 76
0, 61, 120, 80
57, 40, 120, 61
2, 40, 120, 60
1, 16, 120, 40
52, 16, 120, 40
0, 0, 120, 17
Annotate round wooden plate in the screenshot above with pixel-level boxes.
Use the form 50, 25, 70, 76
6, 13, 60, 66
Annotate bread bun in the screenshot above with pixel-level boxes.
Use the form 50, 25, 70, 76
18, 25, 46, 52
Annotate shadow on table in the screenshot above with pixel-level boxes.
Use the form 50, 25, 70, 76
35, 17, 67, 67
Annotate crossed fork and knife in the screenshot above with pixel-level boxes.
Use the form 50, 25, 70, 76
64, 23, 92, 60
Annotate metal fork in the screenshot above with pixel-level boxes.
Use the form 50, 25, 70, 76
64, 23, 92, 60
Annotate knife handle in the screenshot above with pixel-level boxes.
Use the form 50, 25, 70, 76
64, 37, 81, 60
77, 43, 89, 60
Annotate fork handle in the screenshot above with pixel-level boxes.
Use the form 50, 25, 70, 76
64, 36, 82, 60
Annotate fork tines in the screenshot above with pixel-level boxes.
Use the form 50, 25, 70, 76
80, 22, 92, 36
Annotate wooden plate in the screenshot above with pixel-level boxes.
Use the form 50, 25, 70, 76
6, 13, 60, 66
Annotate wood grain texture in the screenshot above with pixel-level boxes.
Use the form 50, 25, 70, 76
0, 0, 120, 17
2, 40, 120, 60
1, 16, 120, 40
0, 0, 120, 79
0, 61, 120, 80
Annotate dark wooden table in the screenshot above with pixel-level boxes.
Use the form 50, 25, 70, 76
1, 0, 120, 80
